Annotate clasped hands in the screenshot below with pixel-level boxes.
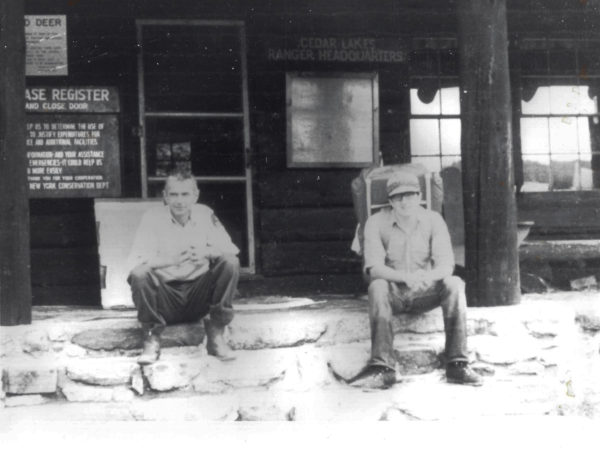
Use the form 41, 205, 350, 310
172, 245, 220, 266
150, 245, 221, 270
401, 270, 433, 291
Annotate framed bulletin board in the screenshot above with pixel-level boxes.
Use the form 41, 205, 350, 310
286, 72, 380, 168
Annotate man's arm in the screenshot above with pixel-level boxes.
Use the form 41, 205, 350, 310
363, 213, 424, 288
126, 210, 190, 273
204, 211, 239, 259
422, 212, 455, 282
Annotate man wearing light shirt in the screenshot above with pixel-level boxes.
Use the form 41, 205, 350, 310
349, 171, 482, 389
127, 169, 240, 365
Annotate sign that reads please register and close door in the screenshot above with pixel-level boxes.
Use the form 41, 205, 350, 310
25, 87, 121, 198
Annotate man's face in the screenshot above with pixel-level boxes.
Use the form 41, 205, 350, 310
389, 191, 421, 218
163, 178, 199, 219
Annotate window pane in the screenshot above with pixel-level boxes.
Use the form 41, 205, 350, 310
520, 118, 550, 154
549, 117, 578, 153
522, 154, 550, 192
441, 156, 461, 170
410, 88, 440, 115
576, 86, 598, 115
521, 86, 550, 114
146, 118, 245, 176
550, 156, 578, 190
412, 156, 441, 173
577, 156, 594, 190
578, 116, 592, 154
410, 119, 440, 156
549, 85, 595, 115
441, 87, 460, 115
440, 118, 461, 155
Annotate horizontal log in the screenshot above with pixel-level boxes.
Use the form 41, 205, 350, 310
260, 207, 357, 242
519, 240, 600, 263
30, 213, 97, 247
32, 284, 101, 306
31, 247, 100, 286
258, 171, 359, 208
261, 241, 361, 275
517, 191, 600, 237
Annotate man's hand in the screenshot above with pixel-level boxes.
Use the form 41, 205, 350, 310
185, 245, 211, 265
402, 270, 431, 291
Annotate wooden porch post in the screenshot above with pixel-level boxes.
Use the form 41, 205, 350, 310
0, 0, 32, 325
457, 0, 520, 306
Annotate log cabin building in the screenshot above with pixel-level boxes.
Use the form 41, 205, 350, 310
15, 0, 600, 311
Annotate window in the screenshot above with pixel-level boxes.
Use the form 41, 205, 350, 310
519, 39, 600, 191
409, 38, 461, 173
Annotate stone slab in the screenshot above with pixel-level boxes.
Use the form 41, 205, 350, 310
71, 323, 205, 351
66, 357, 137, 386
142, 358, 205, 392
61, 379, 115, 402
227, 311, 327, 350
3, 362, 58, 395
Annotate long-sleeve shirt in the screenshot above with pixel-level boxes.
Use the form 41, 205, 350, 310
126, 204, 239, 282
363, 207, 454, 277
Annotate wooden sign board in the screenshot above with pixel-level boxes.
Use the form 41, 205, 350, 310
25, 87, 121, 198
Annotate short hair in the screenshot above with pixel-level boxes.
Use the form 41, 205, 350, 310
164, 167, 199, 193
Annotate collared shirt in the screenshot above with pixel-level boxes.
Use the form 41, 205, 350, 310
126, 204, 239, 282
363, 206, 454, 275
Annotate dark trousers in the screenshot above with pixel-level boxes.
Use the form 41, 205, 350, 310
128, 255, 240, 333
367, 275, 468, 370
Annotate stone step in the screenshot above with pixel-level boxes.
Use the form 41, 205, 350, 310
1, 292, 600, 416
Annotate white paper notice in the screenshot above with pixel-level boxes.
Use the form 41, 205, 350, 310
25, 15, 68, 76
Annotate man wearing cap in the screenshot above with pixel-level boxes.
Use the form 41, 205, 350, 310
349, 171, 482, 388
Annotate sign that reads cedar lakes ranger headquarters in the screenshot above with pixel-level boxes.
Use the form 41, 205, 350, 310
25, 87, 121, 198
266, 36, 406, 63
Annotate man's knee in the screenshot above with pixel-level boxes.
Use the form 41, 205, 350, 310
129, 264, 152, 285
441, 276, 466, 306
442, 275, 464, 292
214, 254, 240, 272
368, 279, 389, 304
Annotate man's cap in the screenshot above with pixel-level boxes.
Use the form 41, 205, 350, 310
386, 172, 421, 197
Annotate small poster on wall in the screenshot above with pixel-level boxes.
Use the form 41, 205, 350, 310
25, 15, 68, 76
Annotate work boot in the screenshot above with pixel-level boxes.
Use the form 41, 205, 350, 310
204, 318, 235, 361
137, 327, 161, 366
446, 361, 483, 386
348, 365, 397, 390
